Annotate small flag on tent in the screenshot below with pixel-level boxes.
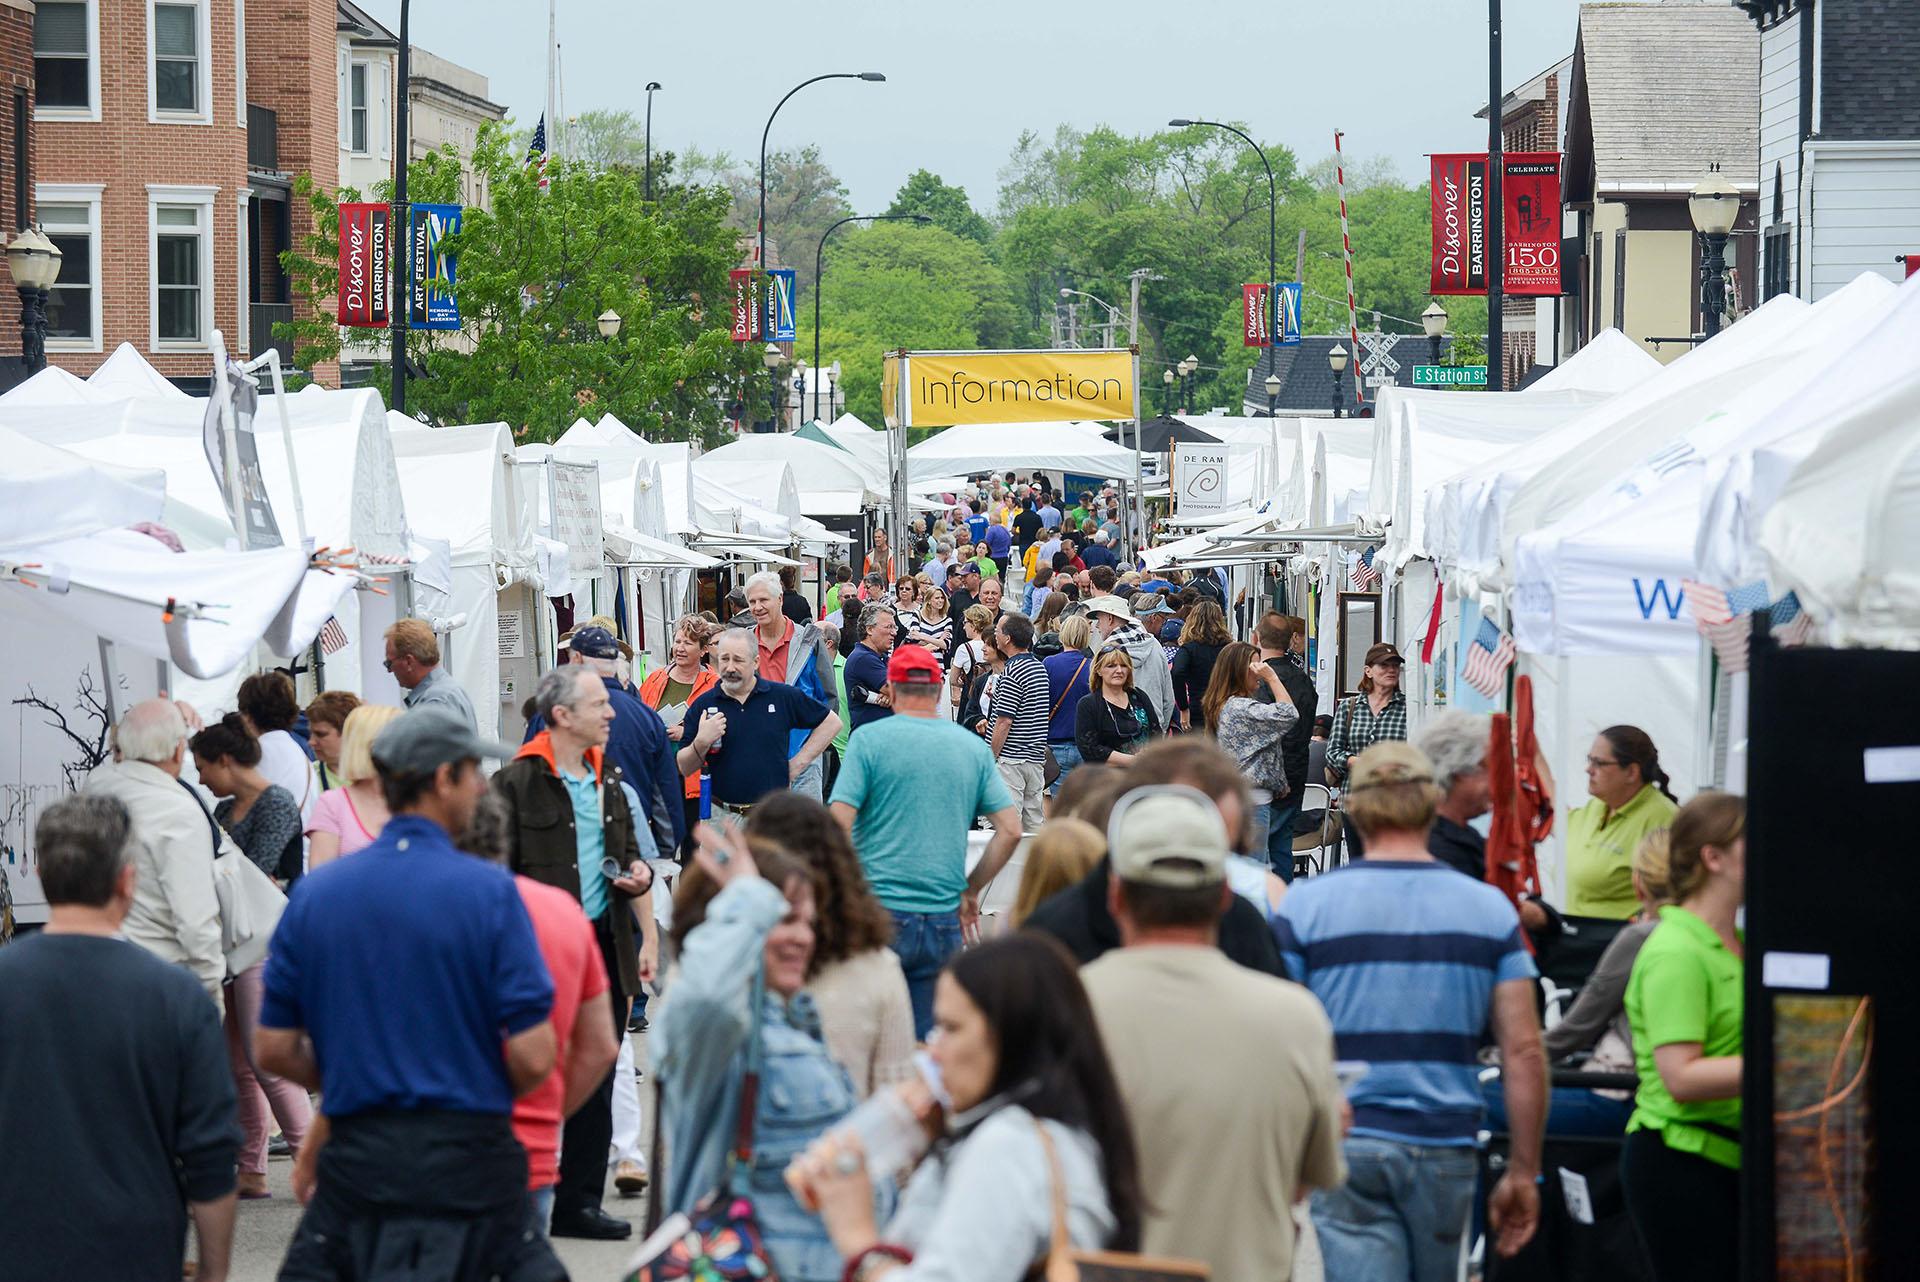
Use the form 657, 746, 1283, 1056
1682, 578, 1771, 673
1769, 589, 1816, 648
1351, 546, 1381, 591
1462, 614, 1516, 698
317, 616, 349, 655
526, 114, 550, 190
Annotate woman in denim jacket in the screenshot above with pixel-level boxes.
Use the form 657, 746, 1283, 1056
655, 826, 878, 1281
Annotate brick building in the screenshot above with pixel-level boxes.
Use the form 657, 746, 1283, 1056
0, 0, 35, 363
1477, 56, 1571, 388
35, 0, 250, 385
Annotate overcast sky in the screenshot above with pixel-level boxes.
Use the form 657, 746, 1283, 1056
363, 0, 1583, 211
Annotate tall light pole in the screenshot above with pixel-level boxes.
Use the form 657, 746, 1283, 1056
1328, 344, 1349, 419
390, 0, 412, 414
814, 211, 928, 421
1162, 367, 1176, 415
1689, 165, 1739, 339
1264, 371, 1281, 419
762, 341, 783, 432
643, 81, 661, 201
1487, 0, 1505, 391
7, 228, 59, 374
1179, 354, 1199, 414
1171, 118, 1277, 357
758, 73, 885, 272
1422, 300, 1449, 366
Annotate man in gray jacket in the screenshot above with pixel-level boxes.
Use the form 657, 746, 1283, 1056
1086, 596, 1175, 735
83, 699, 227, 1011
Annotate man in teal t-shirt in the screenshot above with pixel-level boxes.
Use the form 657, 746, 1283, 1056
829, 643, 1021, 1037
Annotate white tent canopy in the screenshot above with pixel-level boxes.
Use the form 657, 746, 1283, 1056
0, 426, 166, 547
87, 343, 194, 402
388, 420, 537, 582
1509, 274, 1901, 656
1524, 328, 1660, 395
0, 363, 102, 405
701, 433, 887, 511
907, 422, 1140, 483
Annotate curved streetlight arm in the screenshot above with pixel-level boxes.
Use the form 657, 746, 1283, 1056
760, 73, 882, 268
1173, 118, 1277, 345
814, 212, 928, 421
1059, 287, 1125, 331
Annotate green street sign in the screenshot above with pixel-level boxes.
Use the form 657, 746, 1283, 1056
1413, 364, 1488, 388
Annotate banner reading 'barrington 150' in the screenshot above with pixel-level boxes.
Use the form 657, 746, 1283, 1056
891, 350, 1136, 427
1430, 152, 1562, 296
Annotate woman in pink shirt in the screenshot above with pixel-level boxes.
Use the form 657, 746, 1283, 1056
305, 704, 402, 867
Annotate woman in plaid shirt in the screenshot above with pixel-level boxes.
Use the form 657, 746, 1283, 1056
1325, 643, 1409, 784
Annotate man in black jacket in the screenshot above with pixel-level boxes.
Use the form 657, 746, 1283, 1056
1022, 738, 1286, 976
1254, 613, 1319, 877
491, 667, 657, 1241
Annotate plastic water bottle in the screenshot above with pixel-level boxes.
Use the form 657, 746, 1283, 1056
837, 1051, 950, 1180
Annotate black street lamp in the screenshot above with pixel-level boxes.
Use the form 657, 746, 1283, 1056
1422, 300, 1448, 366
1172, 118, 1278, 359
1161, 367, 1175, 415
643, 81, 662, 201
758, 73, 885, 274
1179, 354, 1199, 414
1689, 164, 1739, 339
7, 228, 60, 374
813, 211, 928, 421
1264, 371, 1282, 419
762, 341, 784, 432
1328, 343, 1349, 419
390, 0, 413, 415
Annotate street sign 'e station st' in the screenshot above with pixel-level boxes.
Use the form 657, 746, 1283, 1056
1414, 364, 1489, 388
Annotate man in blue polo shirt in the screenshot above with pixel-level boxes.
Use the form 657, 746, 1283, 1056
256, 709, 563, 1280
678, 628, 839, 817
843, 602, 895, 734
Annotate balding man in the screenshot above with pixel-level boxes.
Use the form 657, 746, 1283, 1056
678, 629, 838, 819
84, 699, 228, 1009
385, 618, 477, 733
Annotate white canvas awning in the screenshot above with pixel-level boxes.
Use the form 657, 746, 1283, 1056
907, 422, 1141, 483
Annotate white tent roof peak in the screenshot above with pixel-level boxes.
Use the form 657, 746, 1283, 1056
1526, 328, 1659, 396
89, 343, 193, 402
2, 363, 102, 406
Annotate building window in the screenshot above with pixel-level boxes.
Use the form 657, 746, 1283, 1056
1763, 223, 1792, 301
156, 205, 206, 341
151, 1, 208, 120
39, 194, 102, 349
35, 1, 92, 112
349, 62, 370, 153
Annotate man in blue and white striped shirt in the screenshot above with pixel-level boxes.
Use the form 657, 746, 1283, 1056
990, 613, 1050, 830
1273, 740, 1547, 1276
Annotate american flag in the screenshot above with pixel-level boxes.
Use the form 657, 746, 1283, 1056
317, 615, 349, 655
1770, 589, 1816, 647
526, 114, 549, 190
1462, 614, 1517, 698
1351, 545, 1381, 591
1682, 578, 1772, 673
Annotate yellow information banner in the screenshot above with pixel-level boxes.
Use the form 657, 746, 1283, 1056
898, 350, 1135, 427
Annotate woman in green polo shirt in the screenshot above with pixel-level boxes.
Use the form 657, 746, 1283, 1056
1620, 792, 1745, 1282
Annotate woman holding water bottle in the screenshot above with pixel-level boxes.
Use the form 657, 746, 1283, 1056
787, 933, 1143, 1280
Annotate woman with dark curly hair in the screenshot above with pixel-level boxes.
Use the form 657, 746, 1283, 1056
746, 793, 913, 1099
237, 671, 317, 828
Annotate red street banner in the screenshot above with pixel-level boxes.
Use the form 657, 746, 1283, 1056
336, 202, 389, 327
1503, 152, 1562, 296
1430, 154, 1489, 295
1242, 283, 1269, 347
729, 269, 760, 342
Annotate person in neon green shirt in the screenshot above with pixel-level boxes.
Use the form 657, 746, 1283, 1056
1621, 792, 1745, 1282
1563, 726, 1679, 919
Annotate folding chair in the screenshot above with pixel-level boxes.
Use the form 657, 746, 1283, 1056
1291, 783, 1338, 878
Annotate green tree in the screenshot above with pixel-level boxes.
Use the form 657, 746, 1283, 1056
886, 169, 993, 243
691, 145, 852, 294
277, 122, 751, 443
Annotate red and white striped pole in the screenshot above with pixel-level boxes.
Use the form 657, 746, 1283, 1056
1334, 129, 1362, 406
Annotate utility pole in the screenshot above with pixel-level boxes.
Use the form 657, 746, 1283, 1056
1487, 0, 1505, 391
389, 0, 411, 414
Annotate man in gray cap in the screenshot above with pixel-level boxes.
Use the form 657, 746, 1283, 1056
1081, 785, 1345, 1282
258, 708, 565, 1280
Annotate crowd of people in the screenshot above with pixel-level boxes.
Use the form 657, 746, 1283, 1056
0, 472, 1750, 1282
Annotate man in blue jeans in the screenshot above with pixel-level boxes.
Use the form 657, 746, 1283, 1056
830, 644, 1022, 1037
1273, 740, 1546, 1279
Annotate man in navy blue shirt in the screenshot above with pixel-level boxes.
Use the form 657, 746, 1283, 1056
258, 709, 563, 1280
524, 626, 688, 856
964, 499, 990, 548
1081, 528, 1120, 571
843, 601, 896, 734
678, 628, 839, 816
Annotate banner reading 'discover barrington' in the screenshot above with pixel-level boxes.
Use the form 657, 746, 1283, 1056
1430, 153, 1489, 295
1243, 283, 1269, 347
1502, 152, 1562, 296
406, 202, 461, 330
336, 202, 388, 327
902, 350, 1135, 427
729, 269, 759, 341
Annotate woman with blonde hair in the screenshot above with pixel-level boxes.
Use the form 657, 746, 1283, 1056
948, 603, 997, 712
905, 584, 955, 661
1011, 817, 1105, 927
1621, 793, 1746, 1282
1073, 647, 1160, 766
305, 703, 403, 867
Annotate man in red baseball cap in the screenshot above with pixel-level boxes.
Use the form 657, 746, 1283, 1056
829, 642, 1022, 1038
